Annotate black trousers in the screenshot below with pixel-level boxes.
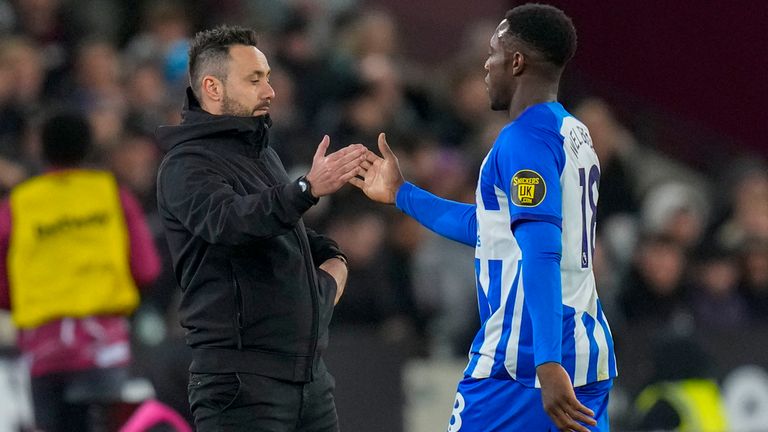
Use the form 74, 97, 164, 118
188, 363, 338, 432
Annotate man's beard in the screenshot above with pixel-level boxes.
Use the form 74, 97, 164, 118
221, 92, 254, 117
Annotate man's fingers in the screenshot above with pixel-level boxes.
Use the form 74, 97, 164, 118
335, 158, 365, 179
313, 135, 330, 161
365, 150, 382, 164
326, 143, 365, 163
568, 408, 597, 428
339, 168, 362, 183
549, 409, 574, 432
548, 405, 591, 432
573, 400, 595, 419
365, 153, 381, 165
329, 149, 365, 167
363, 147, 382, 163
361, 160, 373, 170
568, 402, 597, 426
553, 408, 590, 432
334, 153, 367, 176
569, 420, 591, 432
377, 133, 396, 160
567, 400, 596, 429
560, 406, 592, 432
348, 177, 365, 189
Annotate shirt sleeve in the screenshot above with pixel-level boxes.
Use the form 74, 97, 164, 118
494, 125, 565, 229
513, 219, 563, 366
157, 151, 317, 246
119, 188, 161, 288
305, 227, 345, 265
395, 182, 477, 247
495, 121, 566, 367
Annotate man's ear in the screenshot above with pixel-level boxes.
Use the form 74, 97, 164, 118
509, 51, 526, 77
201, 75, 223, 102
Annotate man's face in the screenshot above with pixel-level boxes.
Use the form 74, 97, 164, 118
484, 20, 513, 111
220, 45, 275, 117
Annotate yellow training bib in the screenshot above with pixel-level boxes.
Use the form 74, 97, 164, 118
8, 170, 139, 328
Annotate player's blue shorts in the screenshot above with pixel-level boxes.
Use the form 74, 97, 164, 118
447, 376, 612, 431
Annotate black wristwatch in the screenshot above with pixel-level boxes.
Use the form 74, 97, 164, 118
297, 176, 317, 201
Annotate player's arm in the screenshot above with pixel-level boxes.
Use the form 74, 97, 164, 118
349, 133, 477, 247
498, 130, 566, 364
514, 222, 597, 432
396, 183, 477, 247
499, 128, 595, 432
514, 220, 563, 366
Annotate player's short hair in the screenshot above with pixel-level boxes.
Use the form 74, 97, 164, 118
502, 4, 577, 67
188, 25, 259, 99
42, 112, 92, 166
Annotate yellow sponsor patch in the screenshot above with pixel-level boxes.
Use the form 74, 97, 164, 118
511, 170, 546, 207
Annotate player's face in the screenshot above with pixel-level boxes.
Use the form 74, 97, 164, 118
221, 45, 275, 117
484, 21, 512, 111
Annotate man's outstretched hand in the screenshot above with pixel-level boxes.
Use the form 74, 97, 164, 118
537, 362, 597, 432
305, 136, 366, 197
348, 133, 404, 204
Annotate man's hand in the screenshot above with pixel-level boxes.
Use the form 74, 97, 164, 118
537, 362, 596, 432
348, 133, 404, 204
319, 257, 348, 305
305, 136, 366, 197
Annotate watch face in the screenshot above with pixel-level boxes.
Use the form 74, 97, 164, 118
299, 180, 308, 192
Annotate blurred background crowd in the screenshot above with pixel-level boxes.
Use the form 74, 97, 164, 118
0, 0, 765, 431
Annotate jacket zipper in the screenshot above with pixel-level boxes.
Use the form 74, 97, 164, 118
232, 264, 244, 350
255, 154, 319, 379
294, 228, 319, 380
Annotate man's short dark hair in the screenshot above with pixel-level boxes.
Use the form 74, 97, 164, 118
42, 112, 91, 166
188, 25, 259, 99
503, 4, 577, 67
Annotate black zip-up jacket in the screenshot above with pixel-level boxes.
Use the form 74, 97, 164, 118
156, 89, 343, 382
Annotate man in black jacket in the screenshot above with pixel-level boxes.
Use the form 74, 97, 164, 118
156, 25, 365, 431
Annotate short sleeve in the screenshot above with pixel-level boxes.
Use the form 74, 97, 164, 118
494, 124, 565, 229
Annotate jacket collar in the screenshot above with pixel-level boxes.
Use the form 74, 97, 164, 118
156, 88, 272, 153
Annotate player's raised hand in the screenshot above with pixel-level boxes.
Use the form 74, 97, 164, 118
348, 133, 404, 204
305, 136, 366, 197
536, 362, 597, 432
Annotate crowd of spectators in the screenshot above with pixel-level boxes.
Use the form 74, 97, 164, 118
0, 0, 766, 430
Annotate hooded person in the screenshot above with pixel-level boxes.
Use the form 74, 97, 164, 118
155, 25, 366, 432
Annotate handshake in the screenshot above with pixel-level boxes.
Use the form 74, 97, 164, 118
306, 132, 404, 306
303, 132, 404, 205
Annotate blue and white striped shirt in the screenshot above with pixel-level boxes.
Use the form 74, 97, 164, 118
396, 101, 617, 388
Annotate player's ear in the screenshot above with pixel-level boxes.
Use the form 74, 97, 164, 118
510, 51, 526, 76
